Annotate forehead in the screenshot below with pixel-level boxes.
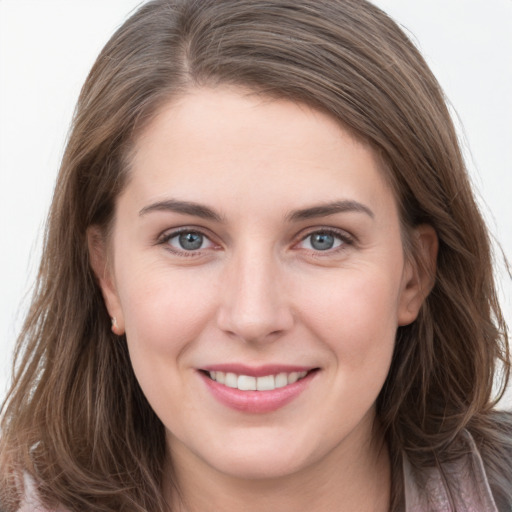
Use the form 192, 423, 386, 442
124, 87, 397, 220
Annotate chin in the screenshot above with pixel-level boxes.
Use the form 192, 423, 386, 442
214, 452, 312, 481
199, 431, 326, 481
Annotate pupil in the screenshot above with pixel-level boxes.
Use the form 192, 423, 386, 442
311, 233, 334, 250
179, 232, 203, 250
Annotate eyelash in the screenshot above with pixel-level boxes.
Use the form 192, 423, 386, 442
296, 228, 354, 256
157, 227, 217, 256
157, 227, 355, 256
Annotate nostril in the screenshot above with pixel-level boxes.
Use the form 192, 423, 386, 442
217, 315, 292, 345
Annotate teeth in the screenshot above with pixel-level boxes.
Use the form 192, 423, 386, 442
225, 372, 238, 388
256, 375, 275, 391
275, 373, 288, 388
238, 375, 257, 390
287, 372, 300, 384
207, 370, 309, 391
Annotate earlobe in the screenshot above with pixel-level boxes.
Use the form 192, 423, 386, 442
87, 226, 125, 334
397, 224, 438, 326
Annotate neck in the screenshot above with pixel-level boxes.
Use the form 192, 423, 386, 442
164, 421, 391, 512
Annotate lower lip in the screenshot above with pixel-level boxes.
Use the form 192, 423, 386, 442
199, 371, 317, 413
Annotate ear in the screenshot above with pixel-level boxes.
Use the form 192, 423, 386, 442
87, 226, 125, 335
397, 224, 438, 326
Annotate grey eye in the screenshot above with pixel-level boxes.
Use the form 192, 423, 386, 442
309, 232, 335, 251
164, 229, 216, 254
298, 231, 344, 252
178, 232, 204, 250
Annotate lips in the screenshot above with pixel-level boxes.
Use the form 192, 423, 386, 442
199, 364, 319, 413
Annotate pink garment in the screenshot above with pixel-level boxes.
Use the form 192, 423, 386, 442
403, 431, 498, 511
18, 431, 499, 511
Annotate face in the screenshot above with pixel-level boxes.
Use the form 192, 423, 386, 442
92, 87, 434, 482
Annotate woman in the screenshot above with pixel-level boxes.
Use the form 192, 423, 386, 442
1, 0, 511, 510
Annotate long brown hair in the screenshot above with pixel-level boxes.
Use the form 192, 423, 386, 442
1, 1, 510, 510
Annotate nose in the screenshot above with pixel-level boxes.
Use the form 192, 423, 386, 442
216, 247, 294, 344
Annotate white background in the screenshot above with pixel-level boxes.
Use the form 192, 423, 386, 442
1, 1, 511, 407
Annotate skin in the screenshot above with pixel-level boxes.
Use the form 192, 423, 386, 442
90, 87, 437, 512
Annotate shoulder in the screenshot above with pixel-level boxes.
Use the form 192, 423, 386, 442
477, 410, 512, 511
403, 422, 511, 512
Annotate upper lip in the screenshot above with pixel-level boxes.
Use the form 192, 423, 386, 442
200, 364, 317, 377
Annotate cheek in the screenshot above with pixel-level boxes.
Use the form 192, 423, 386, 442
116, 262, 217, 360
115, 265, 220, 417
299, 268, 401, 365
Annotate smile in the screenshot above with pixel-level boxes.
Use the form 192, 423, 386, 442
199, 366, 319, 413
207, 370, 309, 391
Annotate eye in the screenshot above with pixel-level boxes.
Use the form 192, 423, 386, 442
162, 230, 216, 253
297, 230, 350, 252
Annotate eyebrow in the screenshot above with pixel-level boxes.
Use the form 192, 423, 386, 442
138, 198, 374, 223
286, 200, 374, 222
139, 199, 224, 222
